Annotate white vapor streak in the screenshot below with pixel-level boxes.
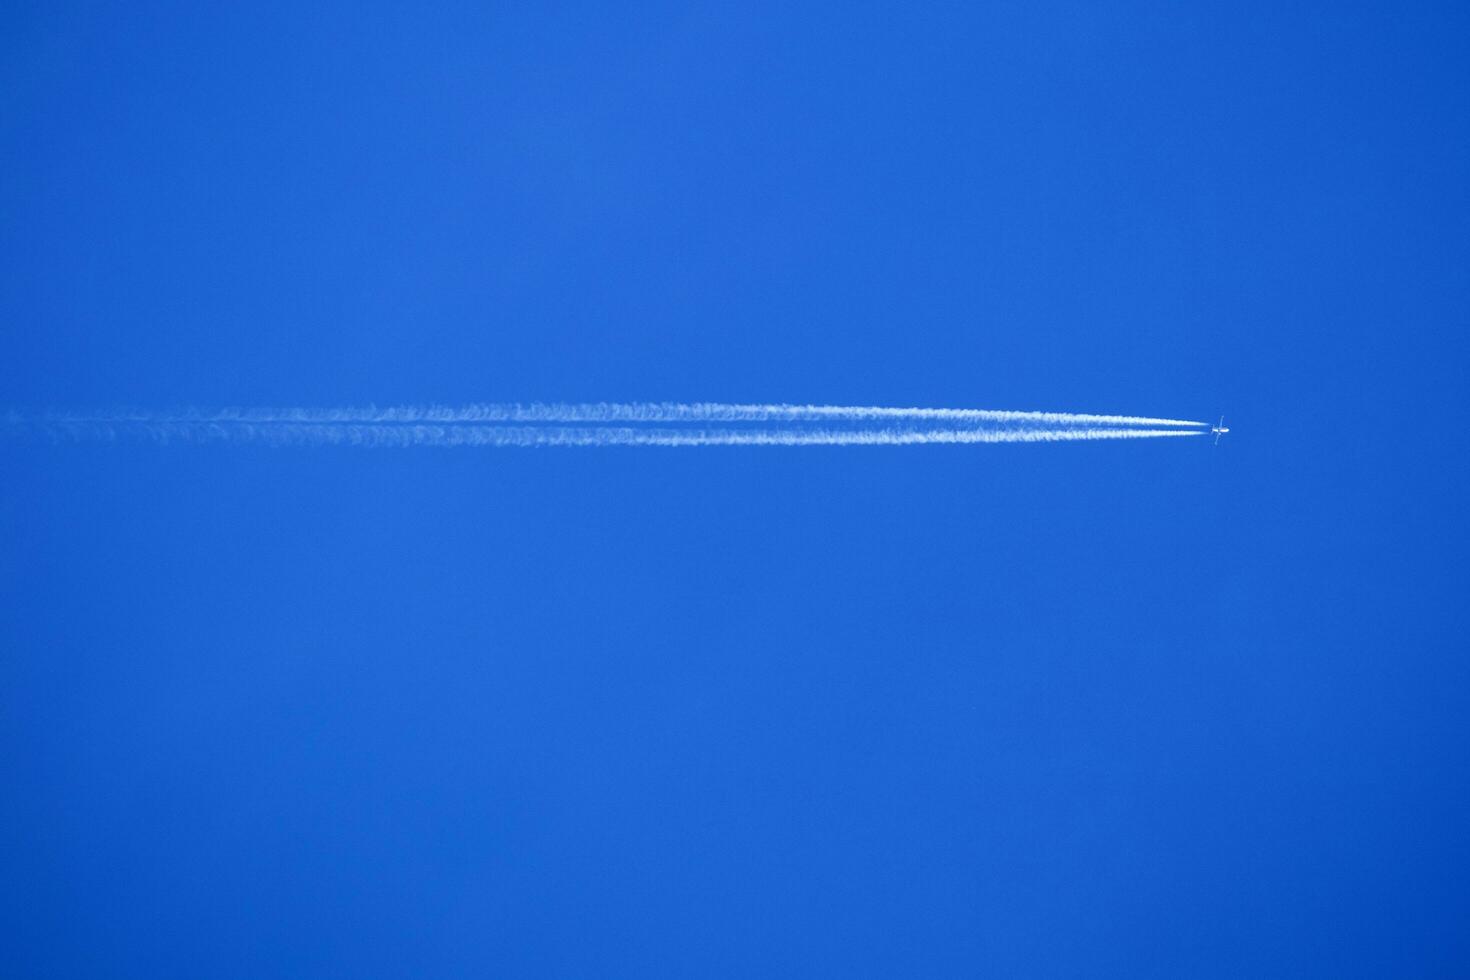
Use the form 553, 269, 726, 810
33, 422, 1205, 448
43, 403, 1209, 429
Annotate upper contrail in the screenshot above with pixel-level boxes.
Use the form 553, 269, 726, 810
34, 403, 1209, 429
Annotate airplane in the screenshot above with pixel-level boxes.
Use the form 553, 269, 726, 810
1211, 416, 1230, 445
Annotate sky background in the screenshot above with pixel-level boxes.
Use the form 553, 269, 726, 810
2, 2, 1467, 975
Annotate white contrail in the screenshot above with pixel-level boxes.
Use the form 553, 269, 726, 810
13, 403, 1211, 448
40, 403, 1209, 429
30, 421, 1205, 448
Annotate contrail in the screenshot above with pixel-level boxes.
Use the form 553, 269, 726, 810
24, 420, 1206, 448
37, 403, 1209, 429
6, 403, 1213, 449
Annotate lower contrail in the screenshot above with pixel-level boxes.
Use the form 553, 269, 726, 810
16, 419, 1207, 448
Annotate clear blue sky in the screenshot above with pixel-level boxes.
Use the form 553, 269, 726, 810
2, 2, 1467, 975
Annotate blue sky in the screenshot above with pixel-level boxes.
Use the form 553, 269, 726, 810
2, 2, 1467, 975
